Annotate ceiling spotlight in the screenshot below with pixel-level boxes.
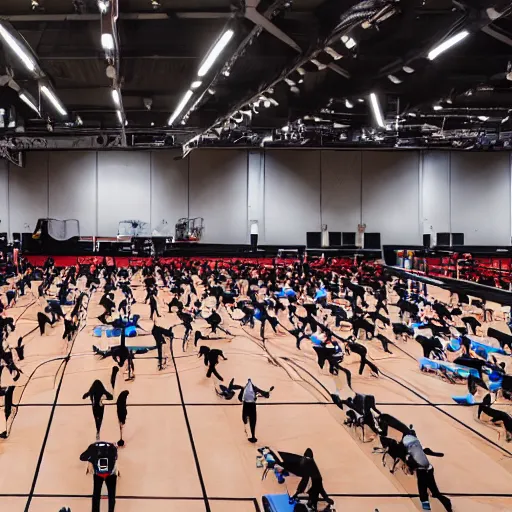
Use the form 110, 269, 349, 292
191, 80, 202, 90
222, 69, 230, 77
310, 59, 326, 70
97, 0, 109, 13
358, 98, 364, 103
345, 99, 353, 109
446, 98, 453, 104
151, 122, 155, 126
284, 78, 296, 87
75, 115, 83, 126
151, 0, 161, 9
387, 74, 402, 84
433, 105, 443, 111
345, 38, 356, 49
501, 116, 509, 124
290, 86, 300, 94
298, 78, 304, 84
181, 119, 186, 125
407, 112, 417, 117
478, 116, 489, 122
31, 0, 41, 11
264, 100, 271, 108
282, 125, 290, 133
207, 88, 216, 95
403, 65, 415, 74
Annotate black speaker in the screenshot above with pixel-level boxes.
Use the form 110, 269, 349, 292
364, 233, 381, 249
452, 233, 464, 245
423, 234, 431, 247
437, 233, 451, 246
328, 232, 341, 246
342, 232, 356, 246
306, 232, 322, 248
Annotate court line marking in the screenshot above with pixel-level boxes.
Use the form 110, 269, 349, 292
170, 332, 211, 512
24, 294, 92, 512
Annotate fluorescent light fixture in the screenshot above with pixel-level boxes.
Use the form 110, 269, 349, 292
502, 116, 509, 124
403, 65, 414, 74
433, 105, 443, 111
40, 85, 67, 116
268, 98, 279, 106
101, 33, 114, 51
19, 92, 39, 115
168, 89, 193, 125
191, 80, 202, 89
116, 110, 123, 123
478, 116, 489, 122
387, 74, 402, 84
428, 30, 469, 61
358, 98, 364, 103
284, 78, 296, 86
345, 99, 353, 109
0, 24, 36, 73
369, 92, 384, 128
112, 88, 120, 106
197, 29, 234, 77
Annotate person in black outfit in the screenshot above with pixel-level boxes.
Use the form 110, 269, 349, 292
151, 323, 173, 370
80, 441, 118, 512
177, 309, 194, 351
291, 448, 334, 511
198, 345, 227, 381
37, 309, 54, 336
149, 293, 160, 320
116, 390, 129, 446
82, 380, 113, 440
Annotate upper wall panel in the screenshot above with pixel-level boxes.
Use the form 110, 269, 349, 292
48, 152, 97, 236
9, 152, 48, 234
320, 151, 362, 234
450, 152, 511, 245
97, 152, 151, 236
264, 150, 321, 245
189, 150, 248, 244
422, 151, 451, 238
362, 151, 420, 245
150, 151, 189, 233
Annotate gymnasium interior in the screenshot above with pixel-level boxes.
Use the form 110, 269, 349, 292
1, 1, 512, 512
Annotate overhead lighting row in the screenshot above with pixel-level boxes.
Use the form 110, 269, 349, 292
0, 22, 68, 118
169, 29, 234, 126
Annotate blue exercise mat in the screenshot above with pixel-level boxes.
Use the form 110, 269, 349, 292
125, 325, 137, 337
452, 393, 476, 405
262, 494, 295, 512
419, 357, 480, 379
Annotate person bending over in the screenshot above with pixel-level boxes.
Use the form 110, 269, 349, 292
80, 441, 118, 512
198, 346, 227, 381
82, 380, 113, 440
292, 448, 334, 511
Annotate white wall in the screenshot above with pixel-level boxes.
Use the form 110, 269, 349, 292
0, 149, 511, 246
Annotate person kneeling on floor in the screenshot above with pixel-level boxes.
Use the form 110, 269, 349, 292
80, 441, 119, 512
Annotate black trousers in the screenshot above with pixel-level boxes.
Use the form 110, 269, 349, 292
307, 477, 331, 510
250, 234, 258, 248
417, 467, 452, 511
92, 473, 117, 512
242, 401, 257, 438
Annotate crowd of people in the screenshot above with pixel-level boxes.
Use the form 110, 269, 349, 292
1, 254, 511, 512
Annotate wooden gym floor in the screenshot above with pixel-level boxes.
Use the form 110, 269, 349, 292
1, 275, 512, 512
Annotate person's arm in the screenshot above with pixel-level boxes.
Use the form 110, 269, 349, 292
424, 448, 444, 457
294, 475, 310, 497
79, 444, 93, 462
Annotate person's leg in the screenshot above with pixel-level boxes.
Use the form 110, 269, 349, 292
105, 474, 117, 512
92, 474, 104, 512
93, 404, 104, 440
426, 468, 452, 511
208, 363, 224, 381
416, 470, 430, 510
247, 402, 257, 442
